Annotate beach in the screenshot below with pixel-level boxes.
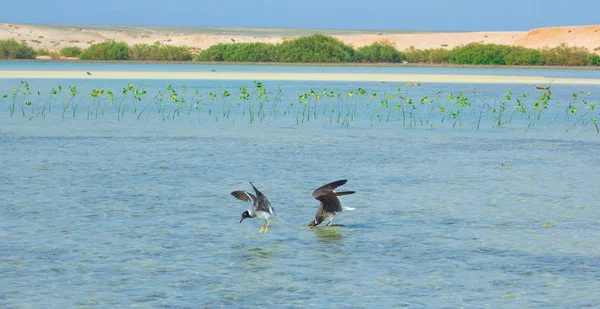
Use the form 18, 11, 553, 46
1, 70, 600, 84
1, 23, 599, 56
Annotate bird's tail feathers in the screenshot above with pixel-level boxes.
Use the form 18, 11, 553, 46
336, 191, 355, 211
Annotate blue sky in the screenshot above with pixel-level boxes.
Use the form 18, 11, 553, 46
1, 0, 598, 31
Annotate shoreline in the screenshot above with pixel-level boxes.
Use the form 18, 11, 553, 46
2, 59, 600, 70
2, 70, 600, 84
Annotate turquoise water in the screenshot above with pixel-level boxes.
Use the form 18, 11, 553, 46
1, 63, 599, 308
3, 61, 600, 79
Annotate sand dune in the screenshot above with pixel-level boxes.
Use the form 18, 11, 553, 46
513, 25, 600, 51
1, 23, 599, 57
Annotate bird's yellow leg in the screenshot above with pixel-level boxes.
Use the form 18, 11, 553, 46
259, 224, 265, 233
264, 220, 270, 233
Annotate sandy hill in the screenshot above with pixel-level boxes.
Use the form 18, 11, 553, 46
1, 23, 599, 55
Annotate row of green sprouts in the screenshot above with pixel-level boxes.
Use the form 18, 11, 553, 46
2, 81, 599, 132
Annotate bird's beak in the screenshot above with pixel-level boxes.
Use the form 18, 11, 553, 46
240, 217, 245, 223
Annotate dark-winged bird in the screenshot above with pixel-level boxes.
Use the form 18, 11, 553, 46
308, 179, 355, 227
231, 182, 276, 233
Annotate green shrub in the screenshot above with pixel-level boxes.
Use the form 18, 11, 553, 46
196, 43, 228, 61
356, 41, 405, 63
448, 43, 512, 65
274, 34, 356, 63
0, 39, 36, 59
403, 46, 429, 63
129, 41, 192, 61
79, 40, 129, 60
542, 44, 589, 66
504, 46, 546, 65
587, 54, 600, 66
225, 43, 275, 62
196, 34, 355, 63
60, 46, 82, 57
427, 48, 451, 63
36, 48, 50, 56
196, 42, 275, 62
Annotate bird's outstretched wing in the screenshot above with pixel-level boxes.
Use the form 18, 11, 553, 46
231, 191, 257, 205
317, 191, 355, 213
312, 179, 348, 198
248, 183, 275, 215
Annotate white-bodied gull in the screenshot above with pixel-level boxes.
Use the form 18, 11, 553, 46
231, 182, 276, 233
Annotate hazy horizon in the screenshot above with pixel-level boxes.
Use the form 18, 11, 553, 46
2, 23, 475, 35
1, 0, 598, 32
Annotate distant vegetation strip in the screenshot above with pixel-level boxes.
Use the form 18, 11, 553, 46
1, 34, 600, 66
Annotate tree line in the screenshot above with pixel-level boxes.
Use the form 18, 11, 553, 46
2, 34, 600, 66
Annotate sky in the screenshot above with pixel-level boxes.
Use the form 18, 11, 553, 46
1, 0, 598, 31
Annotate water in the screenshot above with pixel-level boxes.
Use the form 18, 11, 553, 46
3, 61, 600, 79
22, 24, 445, 37
1, 63, 599, 308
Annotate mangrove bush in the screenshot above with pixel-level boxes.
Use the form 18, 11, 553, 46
129, 41, 192, 61
274, 34, 356, 63
542, 43, 589, 66
79, 40, 130, 60
355, 41, 406, 63
0, 39, 36, 59
60, 46, 82, 57
196, 42, 276, 62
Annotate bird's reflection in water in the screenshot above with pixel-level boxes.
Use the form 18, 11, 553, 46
232, 243, 282, 267
231, 245, 276, 275
311, 225, 345, 242
230, 245, 278, 287
247, 246, 273, 260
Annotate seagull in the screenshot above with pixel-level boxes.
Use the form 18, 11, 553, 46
86, 72, 92, 75
231, 182, 276, 233
308, 180, 356, 227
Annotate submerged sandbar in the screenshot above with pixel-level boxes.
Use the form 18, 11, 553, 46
1, 71, 600, 85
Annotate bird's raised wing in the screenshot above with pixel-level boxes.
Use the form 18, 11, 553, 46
231, 191, 257, 205
255, 197, 275, 214
317, 191, 355, 212
248, 182, 275, 215
312, 179, 347, 198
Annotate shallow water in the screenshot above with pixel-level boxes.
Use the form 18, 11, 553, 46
3, 61, 600, 79
1, 64, 600, 308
